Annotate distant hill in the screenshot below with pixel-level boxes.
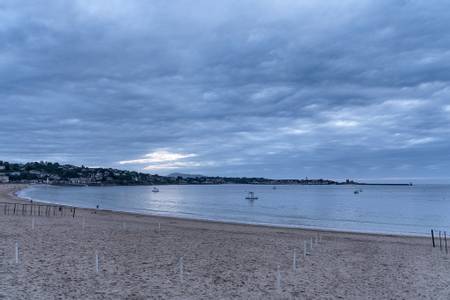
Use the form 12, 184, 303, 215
168, 172, 205, 179
0, 160, 409, 186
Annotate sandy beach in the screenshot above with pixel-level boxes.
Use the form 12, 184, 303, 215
0, 184, 449, 299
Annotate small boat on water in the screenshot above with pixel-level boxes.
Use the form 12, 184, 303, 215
354, 190, 359, 194
152, 187, 159, 193
245, 192, 258, 200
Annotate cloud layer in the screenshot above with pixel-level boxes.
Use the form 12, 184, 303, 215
1, 0, 450, 181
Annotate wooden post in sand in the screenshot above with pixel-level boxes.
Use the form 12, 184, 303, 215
179, 257, 184, 283
158, 222, 161, 233
82, 217, 85, 230
293, 250, 297, 271
32, 217, 35, 230
431, 230, 435, 248
72, 207, 76, 218
95, 251, 99, 273
439, 231, 442, 251
15, 242, 19, 264
276, 265, 281, 293
445, 231, 448, 255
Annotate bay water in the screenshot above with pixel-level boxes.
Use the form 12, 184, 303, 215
18, 184, 450, 236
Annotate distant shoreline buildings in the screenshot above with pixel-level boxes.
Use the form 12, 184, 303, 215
0, 160, 410, 186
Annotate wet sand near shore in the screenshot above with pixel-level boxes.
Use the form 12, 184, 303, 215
1, 184, 449, 299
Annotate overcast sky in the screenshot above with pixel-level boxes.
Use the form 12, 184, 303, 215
1, 1, 450, 182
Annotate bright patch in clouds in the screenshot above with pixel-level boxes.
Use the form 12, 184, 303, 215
382, 99, 425, 110
143, 161, 204, 171
404, 137, 438, 147
119, 150, 196, 165
329, 120, 360, 128
120, 150, 227, 171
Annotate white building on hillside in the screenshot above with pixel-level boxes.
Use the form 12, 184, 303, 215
0, 175, 9, 183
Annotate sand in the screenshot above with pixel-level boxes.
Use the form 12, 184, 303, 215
0, 184, 449, 299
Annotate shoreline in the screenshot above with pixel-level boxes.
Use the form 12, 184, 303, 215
13, 184, 428, 239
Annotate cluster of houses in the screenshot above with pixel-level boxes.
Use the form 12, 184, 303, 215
0, 161, 150, 185
0, 165, 9, 183
0, 160, 357, 186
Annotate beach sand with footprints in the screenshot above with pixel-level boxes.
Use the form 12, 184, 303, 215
0, 184, 449, 299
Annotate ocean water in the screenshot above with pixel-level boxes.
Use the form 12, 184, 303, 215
18, 184, 450, 236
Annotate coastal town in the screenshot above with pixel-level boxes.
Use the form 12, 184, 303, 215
0, 160, 347, 186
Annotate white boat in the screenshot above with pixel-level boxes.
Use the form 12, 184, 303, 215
152, 187, 159, 193
245, 192, 258, 200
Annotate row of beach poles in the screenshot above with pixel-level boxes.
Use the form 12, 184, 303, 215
276, 232, 323, 293
12, 218, 164, 270
11, 237, 322, 292
431, 229, 448, 254
1, 202, 76, 218
10, 216, 324, 293
12, 239, 184, 281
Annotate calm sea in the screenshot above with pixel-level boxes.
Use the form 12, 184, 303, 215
18, 184, 450, 236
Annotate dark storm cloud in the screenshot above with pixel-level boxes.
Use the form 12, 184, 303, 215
1, 0, 450, 181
